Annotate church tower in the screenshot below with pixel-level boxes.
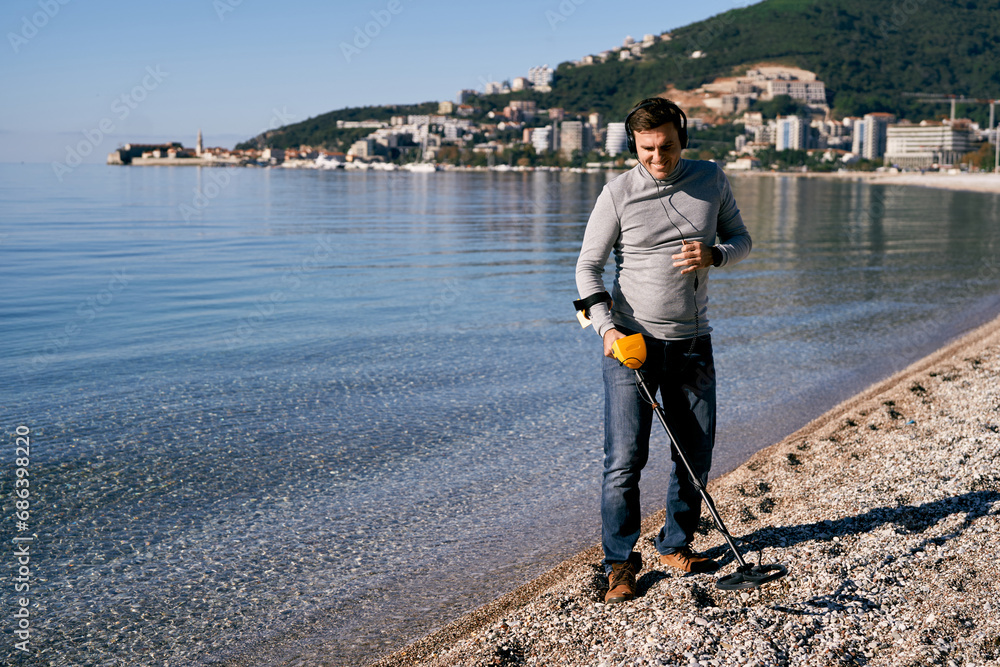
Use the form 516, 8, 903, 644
196, 129, 203, 156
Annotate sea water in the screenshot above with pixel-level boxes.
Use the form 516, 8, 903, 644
2, 164, 999, 665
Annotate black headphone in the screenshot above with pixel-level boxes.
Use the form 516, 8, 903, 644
624, 99, 689, 155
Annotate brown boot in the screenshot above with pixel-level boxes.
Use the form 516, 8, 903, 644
659, 547, 719, 573
605, 555, 642, 604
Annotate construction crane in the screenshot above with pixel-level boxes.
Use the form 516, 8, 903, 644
904, 93, 1000, 172
904, 93, 997, 125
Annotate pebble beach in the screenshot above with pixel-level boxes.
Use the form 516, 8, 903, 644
371, 312, 1000, 667
851, 171, 1000, 194
730, 169, 1000, 195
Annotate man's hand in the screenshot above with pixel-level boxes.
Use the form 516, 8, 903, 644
672, 240, 714, 274
603, 328, 626, 358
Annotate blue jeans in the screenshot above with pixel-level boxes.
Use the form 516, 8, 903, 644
601, 333, 716, 573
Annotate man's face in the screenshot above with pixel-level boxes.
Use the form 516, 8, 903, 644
634, 122, 683, 180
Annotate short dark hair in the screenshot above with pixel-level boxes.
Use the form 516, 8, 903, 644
627, 97, 686, 136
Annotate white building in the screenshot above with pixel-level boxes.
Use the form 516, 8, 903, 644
852, 119, 865, 156
509, 99, 537, 121
406, 114, 450, 127
372, 130, 401, 149
765, 80, 827, 104
528, 65, 553, 92
531, 125, 556, 153
747, 122, 774, 145
776, 116, 808, 151
727, 156, 761, 170
605, 122, 628, 157
336, 120, 388, 129
862, 113, 895, 160
348, 138, 376, 158
261, 148, 284, 162
884, 120, 976, 168
511, 77, 530, 92
707, 94, 755, 115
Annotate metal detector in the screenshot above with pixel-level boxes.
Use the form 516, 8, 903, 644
612, 333, 788, 591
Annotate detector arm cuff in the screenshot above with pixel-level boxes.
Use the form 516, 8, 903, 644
573, 291, 612, 328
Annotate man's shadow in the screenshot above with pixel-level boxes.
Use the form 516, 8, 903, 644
613, 489, 999, 604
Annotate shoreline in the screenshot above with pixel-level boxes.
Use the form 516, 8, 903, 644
107, 158, 1000, 195
371, 313, 1000, 667
729, 169, 1000, 194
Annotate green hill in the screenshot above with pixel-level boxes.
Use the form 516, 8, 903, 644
609, 0, 1000, 120
243, 0, 1000, 150
234, 102, 438, 151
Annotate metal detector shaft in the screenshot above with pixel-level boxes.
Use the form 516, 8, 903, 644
632, 368, 750, 570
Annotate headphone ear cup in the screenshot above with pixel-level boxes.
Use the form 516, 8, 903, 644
624, 110, 637, 156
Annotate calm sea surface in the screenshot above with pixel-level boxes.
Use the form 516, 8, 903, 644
2, 164, 999, 665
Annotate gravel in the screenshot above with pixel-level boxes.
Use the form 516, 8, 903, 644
372, 315, 1000, 667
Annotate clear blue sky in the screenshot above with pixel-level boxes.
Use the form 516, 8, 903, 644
1, 0, 758, 163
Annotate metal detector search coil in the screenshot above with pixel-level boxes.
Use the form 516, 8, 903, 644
611, 333, 790, 591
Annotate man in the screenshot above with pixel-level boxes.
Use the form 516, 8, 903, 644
575, 98, 752, 604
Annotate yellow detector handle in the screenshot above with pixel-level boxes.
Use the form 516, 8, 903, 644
612, 333, 646, 369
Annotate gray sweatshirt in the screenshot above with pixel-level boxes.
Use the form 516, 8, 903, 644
575, 159, 751, 340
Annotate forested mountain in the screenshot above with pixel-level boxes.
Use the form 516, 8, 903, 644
235, 102, 439, 151
575, 0, 1000, 121
242, 0, 1000, 150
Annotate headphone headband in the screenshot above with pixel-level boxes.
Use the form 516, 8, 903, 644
624, 99, 689, 154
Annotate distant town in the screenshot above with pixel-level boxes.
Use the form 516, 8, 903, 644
108, 32, 1000, 174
